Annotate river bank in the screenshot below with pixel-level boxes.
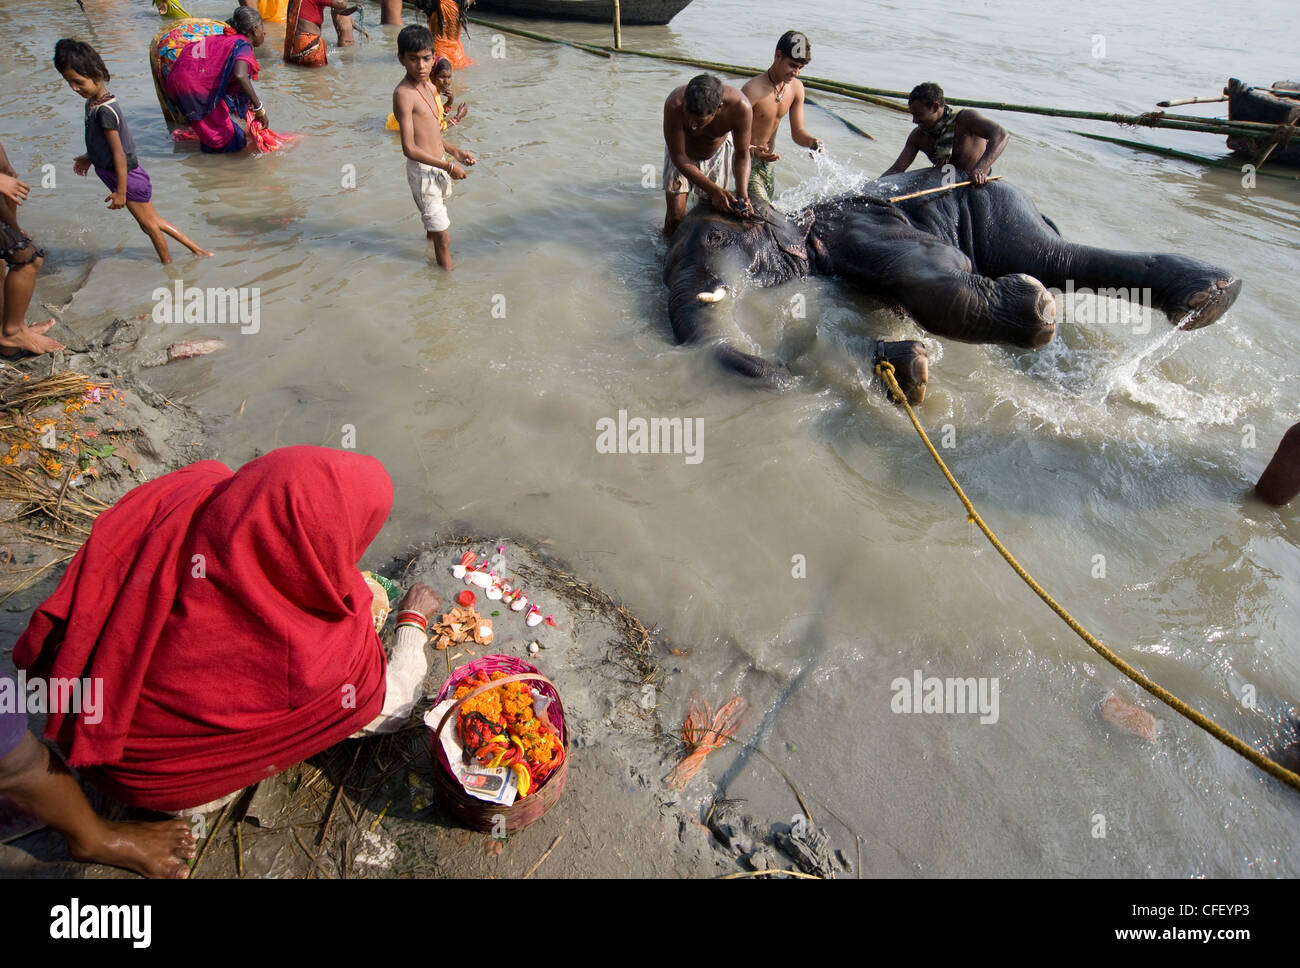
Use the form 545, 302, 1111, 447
0, 312, 847, 879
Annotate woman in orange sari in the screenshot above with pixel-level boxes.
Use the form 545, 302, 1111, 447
283, 0, 358, 67
428, 0, 475, 69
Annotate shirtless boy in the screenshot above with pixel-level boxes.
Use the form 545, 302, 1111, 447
741, 30, 822, 204
662, 74, 753, 236
392, 24, 477, 269
882, 82, 1009, 185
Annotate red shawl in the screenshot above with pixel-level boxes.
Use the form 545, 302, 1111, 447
13, 446, 390, 810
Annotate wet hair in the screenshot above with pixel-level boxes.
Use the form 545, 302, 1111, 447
684, 74, 724, 116
433, 56, 453, 77
433, 0, 470, 39
776, 30, 811, 64
53, 38, 109, 82
398, 24, 436, 56
229, 5, 263, 37
908, 82, 944, 108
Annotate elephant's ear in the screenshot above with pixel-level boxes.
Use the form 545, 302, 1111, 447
768, 206, 815, 261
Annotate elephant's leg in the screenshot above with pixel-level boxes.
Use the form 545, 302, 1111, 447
664, 258, 792, 385
833, 228, 1057, 349
973, 215, 1242, 330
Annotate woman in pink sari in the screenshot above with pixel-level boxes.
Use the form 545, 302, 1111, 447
163, 7, 269, 153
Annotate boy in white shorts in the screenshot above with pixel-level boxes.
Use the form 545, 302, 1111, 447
392, 25, 476, 269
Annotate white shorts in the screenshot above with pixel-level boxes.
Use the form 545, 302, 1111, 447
664, 133, 733, 199
406, 157, 452, 233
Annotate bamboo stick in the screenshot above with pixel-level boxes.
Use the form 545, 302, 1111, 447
805, 96, 875, 140
1157, 95, 1228, 107
612, 0, 621, 50
888, 176, 1001, 202
1071, 131, 1300, 181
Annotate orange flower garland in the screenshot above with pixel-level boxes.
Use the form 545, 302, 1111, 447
454, 671, 564, 797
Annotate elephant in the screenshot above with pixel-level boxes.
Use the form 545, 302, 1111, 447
662, 168, 1243, 403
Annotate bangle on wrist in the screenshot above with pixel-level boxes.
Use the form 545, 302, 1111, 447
395, 609, 428, 630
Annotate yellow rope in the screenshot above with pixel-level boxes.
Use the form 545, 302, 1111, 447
874, 360, 1300, 793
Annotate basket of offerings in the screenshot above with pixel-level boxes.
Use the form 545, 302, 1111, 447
429, 655, 569, 833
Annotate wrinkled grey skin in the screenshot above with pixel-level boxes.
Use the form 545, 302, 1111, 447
663, 168, 1242, 400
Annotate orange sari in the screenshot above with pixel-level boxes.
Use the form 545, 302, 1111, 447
431, 0, 474, 69
284, 0, 328, 67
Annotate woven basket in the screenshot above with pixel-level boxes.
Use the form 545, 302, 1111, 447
431, 655, 569, 834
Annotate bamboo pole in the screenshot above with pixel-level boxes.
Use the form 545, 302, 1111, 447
612, 0, 621, 50
1071, 131, 1300, 181
805, 96, 874, 140
888, 175, 1001, 202
1157, 95, 1228, 107
465, 18, 1293, 141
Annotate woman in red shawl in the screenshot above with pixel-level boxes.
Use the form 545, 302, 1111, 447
13, 446, 439, 813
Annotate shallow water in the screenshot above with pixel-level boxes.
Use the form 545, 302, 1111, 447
3, 0, 1298, 876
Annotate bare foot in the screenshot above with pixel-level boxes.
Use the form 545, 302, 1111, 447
69, 818, 196, 879
0, 325, 65, 357
26, 318, 57, 335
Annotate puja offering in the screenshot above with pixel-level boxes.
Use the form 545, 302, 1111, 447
429, 656, 570, 832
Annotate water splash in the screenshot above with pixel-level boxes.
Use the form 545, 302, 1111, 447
773, 149, 871, 212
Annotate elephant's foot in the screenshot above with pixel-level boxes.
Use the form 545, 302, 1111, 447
872, 339, 928, 405
917, 273, 1055, 349
1163, 275, 1242, 330
714, 341, 793, 387
992, 273, 1057, 348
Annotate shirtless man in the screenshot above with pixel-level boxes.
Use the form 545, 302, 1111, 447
882, 82, 1008, 185
741, 30, 823, 204
662, 74, 753, 236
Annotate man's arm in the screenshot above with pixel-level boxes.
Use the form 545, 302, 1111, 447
730, 97, 753, 202
787, 83, 821, 152
959, 110, 1008, 185
393, 88, 463, 174
882, 130, 921, 176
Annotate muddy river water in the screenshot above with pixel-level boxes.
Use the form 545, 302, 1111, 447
2, 0, 1298, 875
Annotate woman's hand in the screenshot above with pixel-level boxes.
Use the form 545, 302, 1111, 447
106, 190, 127, 210
396, 583, 442, 619
453, 103, 468, 123
73, 156, 91, 176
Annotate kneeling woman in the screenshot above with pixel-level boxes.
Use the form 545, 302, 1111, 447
14, 447, 439, 813
161, 6, 270, 153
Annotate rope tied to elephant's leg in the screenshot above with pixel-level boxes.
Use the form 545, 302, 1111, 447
873, 359, 1300, 793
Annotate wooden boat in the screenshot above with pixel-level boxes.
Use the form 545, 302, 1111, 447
470, 0, 695, 26
1225, 78, 1300, 165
